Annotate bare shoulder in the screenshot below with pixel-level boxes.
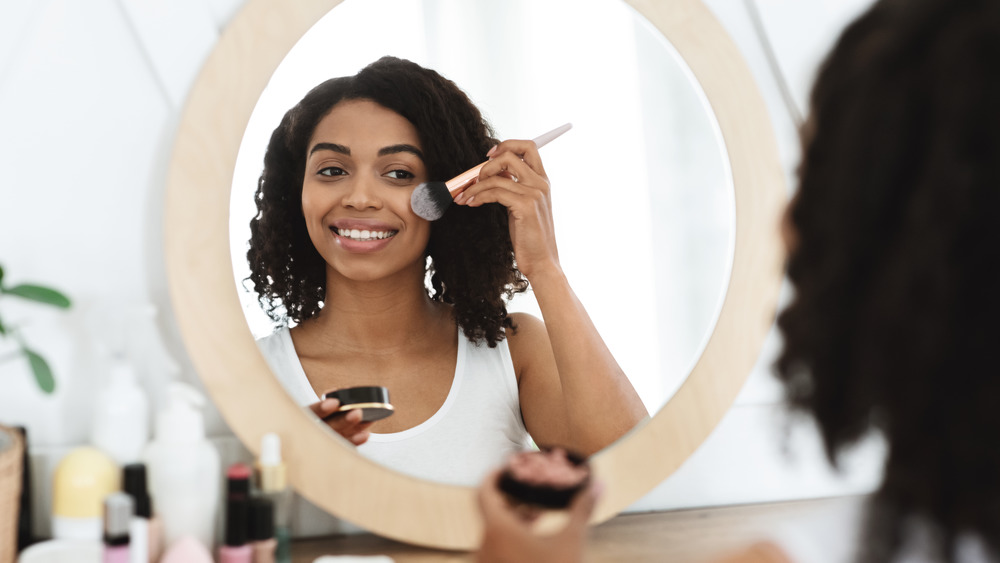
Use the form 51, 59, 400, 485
506, 312, 553, 382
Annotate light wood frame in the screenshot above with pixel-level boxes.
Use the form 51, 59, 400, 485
164, 0, 786, 550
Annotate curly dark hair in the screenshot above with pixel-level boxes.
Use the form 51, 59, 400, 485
775, 0, 1000, 561
247, 57, 527, 346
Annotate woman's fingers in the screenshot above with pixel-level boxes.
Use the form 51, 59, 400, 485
309, 397, 340, 418
489, 139, 547, 177
309, 399, 374, 445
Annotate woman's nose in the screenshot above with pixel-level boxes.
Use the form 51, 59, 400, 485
341, 176, 382, 210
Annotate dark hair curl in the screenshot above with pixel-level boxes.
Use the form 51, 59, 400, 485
775, 0, 1000, 561
247, 57, 527, 346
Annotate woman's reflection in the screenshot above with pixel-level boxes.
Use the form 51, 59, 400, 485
246, 56, 648, 486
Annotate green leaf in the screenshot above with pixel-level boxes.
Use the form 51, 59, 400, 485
0, 264, 4, 286
0, 315, 6, 336
23, 347, 56, 394
3, 284, 71, 308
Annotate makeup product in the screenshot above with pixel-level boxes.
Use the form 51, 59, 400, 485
227, 463, 251, 499
16, 426, 33, 551
409, 122, 573, 221
103, 492, 133, 563
158, 536, 213, 563
254, 433, 291, 563
17, 539, 102, 562
90, 357, 150, 465
123, 463, 161, 563
219, 497, 251, 563
323, 386, 394, 423
498, 447, 590, 510
51, 447, 120, 541
143, 382, 220, 552
248, 498, 276, 563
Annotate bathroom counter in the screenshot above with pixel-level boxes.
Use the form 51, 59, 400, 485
290, 495, 859, 562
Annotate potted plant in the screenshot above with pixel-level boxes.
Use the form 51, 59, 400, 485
0, 264, 71, 393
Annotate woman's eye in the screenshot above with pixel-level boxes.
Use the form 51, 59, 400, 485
318, 166, 347, 177
386, 169, 415, 180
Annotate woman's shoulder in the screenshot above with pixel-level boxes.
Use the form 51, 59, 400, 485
506, 312, 550, 379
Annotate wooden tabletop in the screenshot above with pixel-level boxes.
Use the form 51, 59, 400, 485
291, 496, 859, 563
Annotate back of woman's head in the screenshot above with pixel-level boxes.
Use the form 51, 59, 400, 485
248, 56, 526, 345
776, 0, 1000, 560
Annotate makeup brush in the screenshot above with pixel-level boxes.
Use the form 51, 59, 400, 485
410, 123, 572, 221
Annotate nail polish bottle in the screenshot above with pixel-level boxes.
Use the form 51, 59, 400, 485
103, 492, 133, 563
255, 433, 291, 563
219, 497, 252, 563
248, 498, 277, 563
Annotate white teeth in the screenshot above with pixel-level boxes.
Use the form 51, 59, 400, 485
335, 227, 396, 241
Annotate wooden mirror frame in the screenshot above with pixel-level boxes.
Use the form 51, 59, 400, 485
164, 0, 785, 550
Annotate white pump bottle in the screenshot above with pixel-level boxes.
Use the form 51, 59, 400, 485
143, 382, 220, 552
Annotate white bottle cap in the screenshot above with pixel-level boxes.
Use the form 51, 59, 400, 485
156, 383, 205, 443
260, 433, 282, 466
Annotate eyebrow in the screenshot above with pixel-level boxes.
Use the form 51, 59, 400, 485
308, 142, 425, 162
309, 142, 350, 156
378, 144, 425, 161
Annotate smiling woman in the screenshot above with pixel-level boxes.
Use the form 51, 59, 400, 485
246, 56, 648, 487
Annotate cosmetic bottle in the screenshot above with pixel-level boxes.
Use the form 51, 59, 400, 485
228, 462, 251, 499
255, 433, 291, 563
220, 496, 252, 563
51, 447, 120, 541
123, 463, 161, 563
143, 382, 220, 552
248, 497, 277, 563
103, 492, 133, 563
90, 356, 150, 465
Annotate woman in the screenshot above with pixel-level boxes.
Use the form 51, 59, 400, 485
478, 0, 1000, 560
248, 56, 647, 486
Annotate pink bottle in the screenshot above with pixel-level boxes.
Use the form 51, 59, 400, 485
103, 493, 133, 563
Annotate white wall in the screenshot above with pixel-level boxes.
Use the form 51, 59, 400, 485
0, 0, 881, 539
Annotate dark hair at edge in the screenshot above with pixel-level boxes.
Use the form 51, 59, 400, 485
775, 0, 1000, 561
247, 56, 528, 346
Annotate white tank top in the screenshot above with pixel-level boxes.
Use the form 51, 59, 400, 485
256, 325, 532, 487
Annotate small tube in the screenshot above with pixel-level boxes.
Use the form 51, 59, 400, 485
103, 492, 133, 563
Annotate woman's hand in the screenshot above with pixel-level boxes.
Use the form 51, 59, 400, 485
308, 398, 373, 446
476, 470, 600, 563
456, 140, 560, 280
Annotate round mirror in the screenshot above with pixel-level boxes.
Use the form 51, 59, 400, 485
165, 0, 785, 549
228, 0, 733, 481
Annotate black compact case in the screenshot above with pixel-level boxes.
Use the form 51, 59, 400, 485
498, 449, 590, 510
323, 386, 394, 423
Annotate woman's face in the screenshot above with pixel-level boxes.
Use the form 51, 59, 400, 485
301, 99, 431, 284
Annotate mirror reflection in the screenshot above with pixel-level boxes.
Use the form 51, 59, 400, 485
229, 0, 733, 486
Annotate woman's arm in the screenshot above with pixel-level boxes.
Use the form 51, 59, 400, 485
458, 139, 648, 455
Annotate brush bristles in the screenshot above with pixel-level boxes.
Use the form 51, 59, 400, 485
410, 181, 453, 221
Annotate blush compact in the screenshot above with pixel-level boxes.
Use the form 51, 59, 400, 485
498, 447, 590, 510
323, 386, 394, 423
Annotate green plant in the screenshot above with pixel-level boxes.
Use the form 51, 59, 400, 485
0, 264, 71, 393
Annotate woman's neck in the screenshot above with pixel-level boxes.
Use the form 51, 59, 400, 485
300, 264, 451, 355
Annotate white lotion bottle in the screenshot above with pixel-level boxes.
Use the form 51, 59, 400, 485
90, 357, 150, 465
143, 382, 220, 553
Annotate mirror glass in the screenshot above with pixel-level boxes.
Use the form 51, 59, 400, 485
228, 0, 733, 482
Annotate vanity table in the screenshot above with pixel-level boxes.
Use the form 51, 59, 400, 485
288, 497, 854, 562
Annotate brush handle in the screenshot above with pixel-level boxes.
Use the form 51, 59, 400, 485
445, 123, 573, 196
